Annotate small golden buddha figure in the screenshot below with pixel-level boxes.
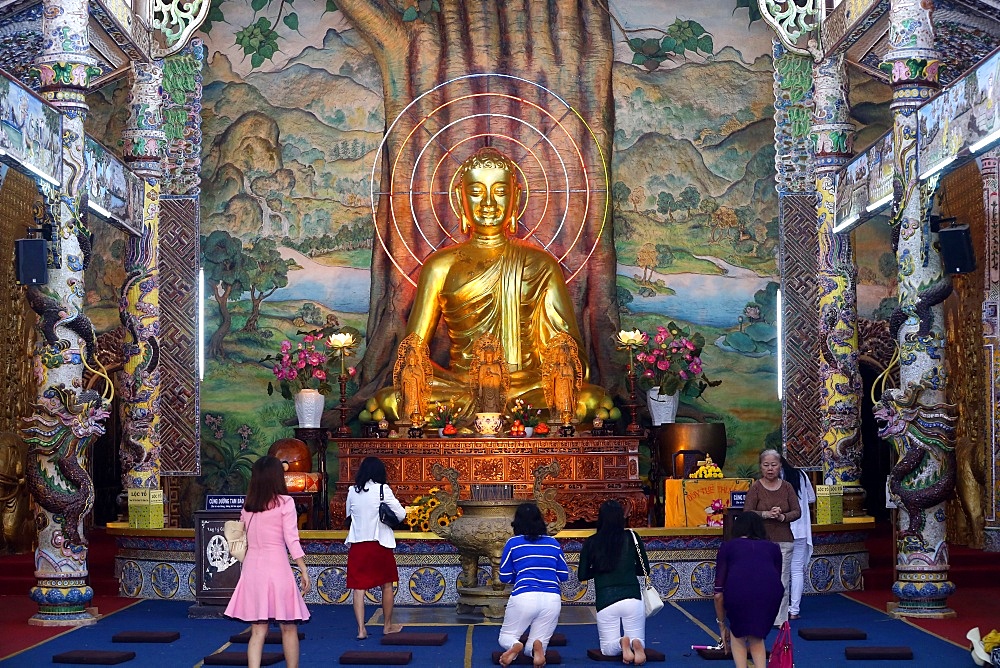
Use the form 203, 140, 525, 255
375, 146, 608, 422
542, 333, 583, 424
393, 334, 432, 426
468, 334, 509, 414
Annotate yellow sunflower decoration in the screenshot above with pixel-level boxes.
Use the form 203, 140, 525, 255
405, 487, 462, 532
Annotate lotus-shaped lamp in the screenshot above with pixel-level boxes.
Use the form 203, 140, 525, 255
327, 332, 357, 350
616, 329, 647, 349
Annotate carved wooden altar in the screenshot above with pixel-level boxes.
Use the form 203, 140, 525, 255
332, 436, 647, 527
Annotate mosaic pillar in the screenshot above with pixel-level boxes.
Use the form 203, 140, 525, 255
812, 55, 864, 515
772, 41, 821, 467
22, 0, 108, 626
120, 62, 165, 491
977, 154, 1000, 552
878, 0, 956, 616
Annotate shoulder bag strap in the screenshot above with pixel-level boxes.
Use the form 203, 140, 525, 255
380, 484, 385, 501
244, 513, 254, 553
630, 530, 649, 578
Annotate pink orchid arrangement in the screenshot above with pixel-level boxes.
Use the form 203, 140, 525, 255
627, 321, 720, 398
266, 334, 334, 399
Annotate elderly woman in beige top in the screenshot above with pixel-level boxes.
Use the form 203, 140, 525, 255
742, 449, 801, 626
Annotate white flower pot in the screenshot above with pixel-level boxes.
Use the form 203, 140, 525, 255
524, 427, 534, 438
474, 412, 503, 436
294, 389, 325, 428
647, 387, 679, 426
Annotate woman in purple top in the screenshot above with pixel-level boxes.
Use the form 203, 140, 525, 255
713, 511, 783, 668
225, 456, 311, 668
497, 503, 569, 667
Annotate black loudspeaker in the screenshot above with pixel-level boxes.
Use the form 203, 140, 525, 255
938, 225, 976, 274
15, 238, 48, 285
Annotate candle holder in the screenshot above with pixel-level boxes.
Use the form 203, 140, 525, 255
624, 363, 644, 436
615, 330, 649, 436
327, 332, 358, 439
335, 371, 352, 438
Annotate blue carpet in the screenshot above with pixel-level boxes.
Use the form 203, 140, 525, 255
1, 595, 971, 666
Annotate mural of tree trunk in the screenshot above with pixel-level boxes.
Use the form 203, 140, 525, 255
336, 0, 621, 402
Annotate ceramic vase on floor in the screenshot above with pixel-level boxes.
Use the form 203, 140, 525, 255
294, 389, 325, 428
647, 387, 679, 425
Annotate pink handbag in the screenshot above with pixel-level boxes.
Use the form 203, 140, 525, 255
767, 621, 793, 668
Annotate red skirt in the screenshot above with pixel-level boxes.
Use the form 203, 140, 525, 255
346, 541, 399, 590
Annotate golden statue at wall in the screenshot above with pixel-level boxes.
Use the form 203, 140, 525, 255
468, 334, 509, 414
542, 333, 583, 424
375, 146, 608, 422
393, 334, 433, 425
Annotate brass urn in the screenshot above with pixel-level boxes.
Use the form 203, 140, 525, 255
428, 462, 566, 617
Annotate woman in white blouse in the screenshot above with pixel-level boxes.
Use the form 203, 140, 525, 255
780, 454, 815, 620
345, 456, 406, 639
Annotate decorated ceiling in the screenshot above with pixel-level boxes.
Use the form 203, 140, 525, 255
843, 0, 1000, 86
3, 1, 1000, 99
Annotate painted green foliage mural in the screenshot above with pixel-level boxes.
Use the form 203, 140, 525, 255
611, 1, 782, 474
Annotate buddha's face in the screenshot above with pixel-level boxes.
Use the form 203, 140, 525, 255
458, 165, 519, 234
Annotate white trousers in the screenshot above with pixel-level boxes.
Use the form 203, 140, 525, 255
788, 537, 809, 615
774, 541, 794, 626
595, 597, 645, 656
498, 591, 562, 656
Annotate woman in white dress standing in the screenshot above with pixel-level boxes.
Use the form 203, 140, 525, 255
780, 454, 814, 620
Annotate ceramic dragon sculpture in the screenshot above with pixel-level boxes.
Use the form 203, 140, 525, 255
874, 382, 956, 546
21, 385, 110, 546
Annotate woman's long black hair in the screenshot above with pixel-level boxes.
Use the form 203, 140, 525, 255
584, 499, 627, 574
779, 454, 801, 496
354, 456, 387, 493
511, 502, 548, 541
732, 510, 768, 540
245, 455, 288, 512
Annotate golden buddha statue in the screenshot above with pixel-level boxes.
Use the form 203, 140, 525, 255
393, 334, 432, 425
468, 334, 509, 414
376, 146, 608, 422
542, 333, 583, 425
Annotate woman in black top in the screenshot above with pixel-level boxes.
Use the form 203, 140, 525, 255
578, 500, 650, 665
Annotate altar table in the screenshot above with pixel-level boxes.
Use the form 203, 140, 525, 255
663, 478, 752, 528
332, 436, 648, 526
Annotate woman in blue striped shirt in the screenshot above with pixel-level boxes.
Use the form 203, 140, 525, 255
497, 503, 569, 667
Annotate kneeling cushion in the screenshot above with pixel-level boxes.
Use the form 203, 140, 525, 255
52, 650, 136, 665
845, 646, 913, 660
586, 647, 666, 662
491, 650, 561, 665
339, 650, 412, 665
799, 627, 867, 641
203, 651, 283, 665
520, 632, 566, 646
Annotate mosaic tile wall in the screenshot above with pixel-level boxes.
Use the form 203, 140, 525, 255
114, 533, 869, 604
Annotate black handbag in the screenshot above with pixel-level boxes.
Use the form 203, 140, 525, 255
379, 485, 404, 529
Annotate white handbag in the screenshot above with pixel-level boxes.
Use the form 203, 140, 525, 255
224, 515, 252, 562
631, 530, 664, 617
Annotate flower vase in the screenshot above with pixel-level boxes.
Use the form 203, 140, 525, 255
294, 389, 325, 428
647, 387, 679, 426
525, 427, 534, 438
438, 428, 445, 438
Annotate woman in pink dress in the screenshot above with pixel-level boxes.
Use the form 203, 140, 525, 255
225, 455, 311, 668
